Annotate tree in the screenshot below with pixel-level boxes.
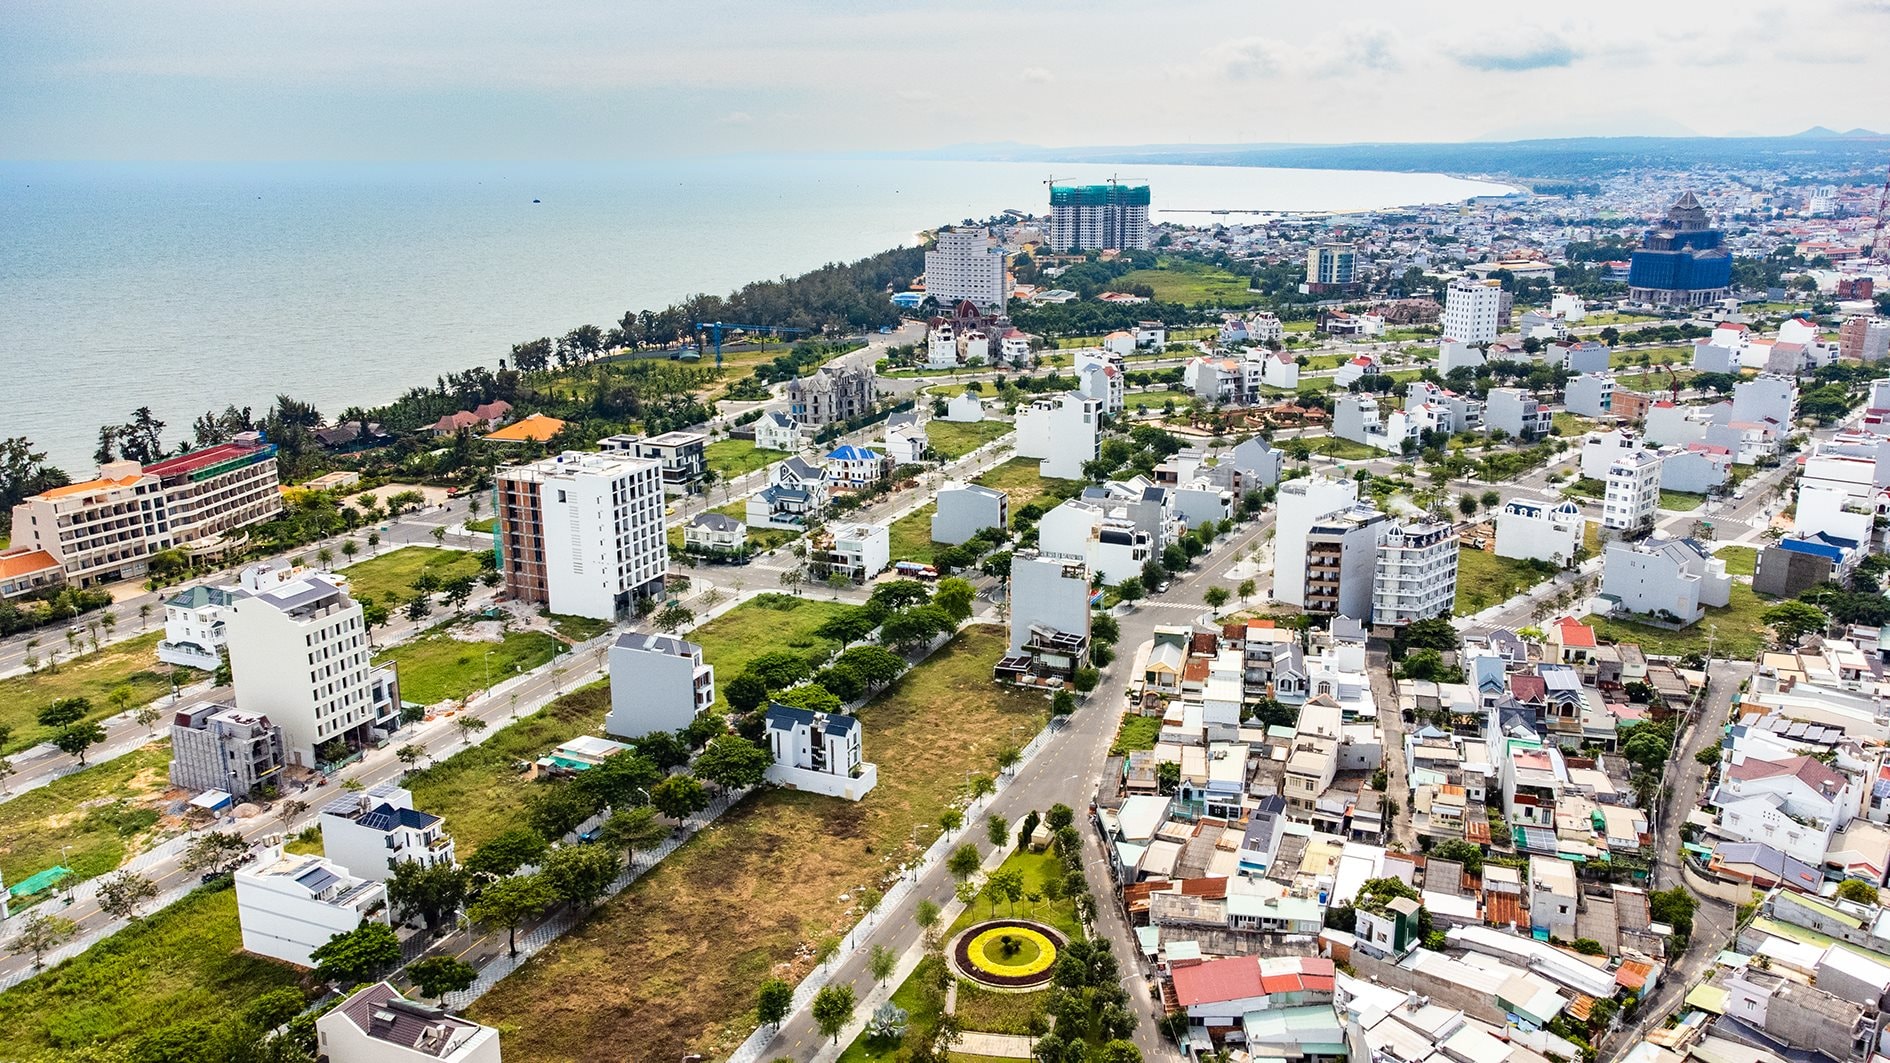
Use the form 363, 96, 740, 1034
1047, 803, 1075, 831
916, 898, 942, 935
694, 735, 772, 791
1622, 729, 1673, 774
387, 860, 470, 932
948, 843, 982, 880
95, 871, 159, 921
654, 602, 695, 633
600, 805, 668, 865
1203, 586, 1229, 611
987, 866, 1026, 914
835, 645, 906, 689
987, 813, 1011, 848
996, 745, 1022, 776
541, 843, 621, 909
870, 942, 898, 985
1762, 600, 1828, 647
468, 873, 557, 957
405, 596, 432, 622
408, 955, 477, 1003
1236, 578, 1256, 603
812, 984, 856, 1043
1114, 577, 1144, 603
528, 782, 597, 841
456, 716, 488, 744
1837, 878, 1880, 904
7, 911, 78, 970
310, 922, 401, 985
940, 808, 964, 836
463, 827, 548, 879
135, 704, 162, 734
1051, 689, 1076, 719
1429, 839, 1484, 875
651, 773, 710, 820
182, 831, 253, 877
724, 672, 769, 713
395, 743, 426, 770
756, 977, 794, 1030
53, 721, 106, 764
969, 774, 996, 799
934, 577, 976, 622
37, 696, 87, 728
773, 683, 844, 714
399, 703, 426, 731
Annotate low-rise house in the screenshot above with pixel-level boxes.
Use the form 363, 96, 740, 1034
1720, 968, 1872, 1062
1228, 437, 1284, 489
157, 584, 241, 670
1658, 443, 1731, 495
317, 981, 502, 1063
1038, 498, 1153, 587
319, 784, 455, 883
997, 552, 1092, 685
169, 702, 286, 794
682, 512, 747, 555
809, 522, 890, 584
1564, 372, 1615, 418
932, 481, 1008, 545
1334, 354, 1381, 386
1169, 955, 1336, 1030
235, 844, 389, 967
764, 702, 877, 800
1015, 392, 1101, 480
752, 410, 802, 451
1755, 533, 1859, 598
823, 444, 891, 491
1494, 497, 1583, 566
1486, 388, 1551, 439
533, 735, 632, 777
607, 632, 714, 739
0, 548, 64, 600
1601, 535, 1730, 624
745, 455, 828, 530
942, 392, 986, 423
600, 431, 707, 495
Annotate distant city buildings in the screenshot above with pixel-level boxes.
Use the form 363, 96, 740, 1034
1047, 180, 1150, 252
1304, 243, 1357, 294
494, 450, 667, 621
924, 227, 1009, 308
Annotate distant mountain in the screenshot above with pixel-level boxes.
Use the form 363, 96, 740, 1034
1840, 128, 1882, 138
1793, 126, 1843, 138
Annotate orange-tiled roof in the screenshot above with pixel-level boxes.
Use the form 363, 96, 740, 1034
1565, 994, 1597, 1021
484, 413, 566, 442
1182, 658, 1211, 683
0, 550, 60, 579
38, 475, 143, 500
1554, 616, 1597, 648
1485, 890, 1524, 928
1178, 877, 1229, 899
1616, 959, 1653, 991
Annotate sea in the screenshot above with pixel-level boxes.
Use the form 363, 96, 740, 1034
0, 158, 1510, 471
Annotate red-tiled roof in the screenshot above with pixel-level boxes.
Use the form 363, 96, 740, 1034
1728, 755, 1848, 798
144, 442, 262, 477
1178, 877, 1229, 899
1616, 959, 1653, 991
1510, 674, 1547, 701
1485, 891, 1524, 929
1554, 616, 1597, 648
1170, 956, 1335, 1008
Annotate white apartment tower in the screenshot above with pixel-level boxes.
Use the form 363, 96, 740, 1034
924, 228, 1010, 308
1442, 278, 1504, 345
1371, 519, 1459, 626
1274, 476, 1363, 608
225, 574, 400, 767
1603, 448, 1663, 534
495, 451, 668, 621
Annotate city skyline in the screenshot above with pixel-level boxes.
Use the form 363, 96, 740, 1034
4, 0, 1888, 161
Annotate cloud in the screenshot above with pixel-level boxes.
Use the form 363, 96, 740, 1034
1202, 25, 1404, 81
1020, 66, 1054, 84
1457, 38, 1579, 72
896, 89, 938, 102
716, 111, 754, 125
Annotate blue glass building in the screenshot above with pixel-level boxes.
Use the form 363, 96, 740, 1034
1627, 192, 1733, 306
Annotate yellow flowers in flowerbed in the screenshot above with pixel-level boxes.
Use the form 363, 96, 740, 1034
967, 926, 1057, 980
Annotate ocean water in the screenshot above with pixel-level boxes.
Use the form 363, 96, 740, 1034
0, 158, 1508, 470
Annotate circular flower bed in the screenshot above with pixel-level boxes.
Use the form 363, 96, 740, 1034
950, 919, 1066, 990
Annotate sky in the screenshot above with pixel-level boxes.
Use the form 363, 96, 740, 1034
3, 0, 1887, 160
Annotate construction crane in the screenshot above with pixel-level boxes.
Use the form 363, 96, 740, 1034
690, 322, 808, 370
1873, 157, 1890, 264
1664, 363, 1682, 403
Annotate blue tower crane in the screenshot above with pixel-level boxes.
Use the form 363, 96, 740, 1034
692, 321, 808, 369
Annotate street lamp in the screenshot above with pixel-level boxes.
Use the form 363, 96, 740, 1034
483, 650, 495, 699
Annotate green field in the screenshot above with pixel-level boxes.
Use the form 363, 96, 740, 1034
1106, 260, 1262, 307
925, 419, 1012, 460
465, 516, 495, 533
1563, 477, 1608, 500
1553, 412, 1597, 437
0, 630, 171, 753
973, 457, 1078, 513
338, 545, 484, 606
1455, 548, 1557, 615
471, 626, 1047, 1061
693, 594, 850, 710
1659, 490, 1706, 512
374, 626, 566, 705
1123, 389, 1192, 412
1589, 583, 1771, 659
1715, 545, 1758, 576
0, 743, 174, 899
705, 439, 787, 481
1111, 713, 1161, 754
1310, 436, 1383, 461
887, 504, 939, 565
0, 882, 307, 1060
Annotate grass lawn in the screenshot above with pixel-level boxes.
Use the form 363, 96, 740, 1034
887, 505, 939, 565
1553, 412, 1597, 437
470, 626, 1047, 1062
836, 954, 948, 1063
547, 613, 613, 642
706, 439, 787, 481
1455, 548, 1556, 615
1108, 261, 1263, 307
338, 545, 485, 606
405, 683, 611, 855
1563, 477, 1607, 500
1609, 345, 1689, 368
1301, 352, 1347, 370
973, 457, 1079, 513
374, 626, 566, 705
926, 419, 1012, 460
0, 630, 170, 753
1111, 714, 1161, 754
0, 743, 174, 898
1715, 545, 1758, 577
1583, 521, 1600, 559
466, 517, 495, 533
1122, 389, 1192, 413
1589, 583, 1771, 659
694, 594, 850, 711
940, 849, 1085, 1036
0, 882, 307, 1058
1310, 436, 1383, 461
1659, 490, 1706, 512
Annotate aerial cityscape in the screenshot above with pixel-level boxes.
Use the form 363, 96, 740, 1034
6, 5, 1890, 1063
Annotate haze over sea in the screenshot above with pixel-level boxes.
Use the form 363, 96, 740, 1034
1, 158, 1508, 471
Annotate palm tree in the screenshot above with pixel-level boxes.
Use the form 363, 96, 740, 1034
138, 603, 152, 631
367, 531, 381, 555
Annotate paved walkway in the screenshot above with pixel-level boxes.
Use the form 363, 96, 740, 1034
957, 1032, 1032, 1058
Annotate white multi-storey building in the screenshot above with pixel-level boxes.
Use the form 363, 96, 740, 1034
1494, 498, 1584, 565
998, 552, 1092, 683
9, 438, 282, 588
810, 522, 890, 584
606, 632, 714, 739
1273, 476, 1361, 608
1015, 392, 1100, 480
225, 574, 400, 766
924, 227, 1009, 308
494, 450, 667, 621
157, 584, 241, 670
764, 703, 877, 800
1371, 519, 1459, 626
234, 844, 389, 968
1441, 278, 1504, 344
319, 783, 456, 883
318, 982, 503, 1063
1601, 535, 1730, 624
599, 431, 707, 496
1048, 181, 1150, 252
1602, 448, 1664, 533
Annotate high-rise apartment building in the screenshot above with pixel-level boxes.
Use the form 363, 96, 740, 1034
1048, 181, 1150, 251
1274, 476, 1365, 609
1839, 316, 1890, 363
1372, 519, 1459, 626
1305, 506, 1390, 621
224, 573, 401, 766
1603, 448, 1664, 534
924, 227, 1010, 308
1305, 243, 1357, 293
1627, 192, 1733, 307
1442, 278, 1504, 344
9, 435, 282, 587
495, 450, 667, 621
